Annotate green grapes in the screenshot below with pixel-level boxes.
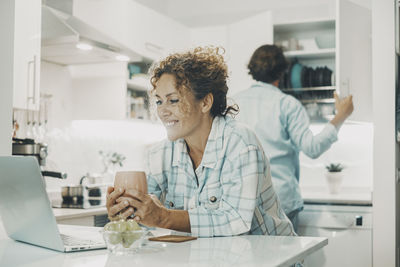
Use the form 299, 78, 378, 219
104, 219, 143, 249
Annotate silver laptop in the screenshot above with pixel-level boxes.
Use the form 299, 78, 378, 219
0, 156, 106, 252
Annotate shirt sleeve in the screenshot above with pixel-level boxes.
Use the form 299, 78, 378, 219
282, 96, 338, 159
188, 145, 265, 237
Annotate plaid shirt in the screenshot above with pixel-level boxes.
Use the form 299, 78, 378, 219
145, 116, 295, 237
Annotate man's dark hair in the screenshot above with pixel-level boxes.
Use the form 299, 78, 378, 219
247, 45, 288, 83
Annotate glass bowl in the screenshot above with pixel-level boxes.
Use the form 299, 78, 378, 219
102, 229, 148, 255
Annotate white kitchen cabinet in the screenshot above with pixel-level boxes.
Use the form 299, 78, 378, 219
188, 11, 273, 96
273, 0, 371, 122
73, 0, 190, 61
227, 11, 273, 96
12, 0, 41, 110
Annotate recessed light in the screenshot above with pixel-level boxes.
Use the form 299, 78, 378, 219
76, 43, 93, 50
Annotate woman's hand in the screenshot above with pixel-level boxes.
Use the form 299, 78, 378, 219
116, 189, 168, 228
106, 186, 134, 221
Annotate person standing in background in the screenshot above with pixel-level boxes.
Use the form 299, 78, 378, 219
233, 44, 354, 231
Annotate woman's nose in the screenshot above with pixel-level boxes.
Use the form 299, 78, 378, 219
158, 105, 171, 117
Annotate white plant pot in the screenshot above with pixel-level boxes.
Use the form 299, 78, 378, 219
325, 171, 344, 194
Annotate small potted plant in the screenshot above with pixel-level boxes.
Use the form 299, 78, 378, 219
325, 163, 344, 194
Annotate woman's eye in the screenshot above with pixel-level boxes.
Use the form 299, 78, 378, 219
155, 100, 162, 106
170, 99, 179, 104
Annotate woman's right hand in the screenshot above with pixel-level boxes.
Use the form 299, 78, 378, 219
106, 186, 134, 221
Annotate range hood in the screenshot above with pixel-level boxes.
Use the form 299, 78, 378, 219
41, 4, 142, 65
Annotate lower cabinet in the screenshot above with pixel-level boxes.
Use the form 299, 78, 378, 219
298, 204, 372, 267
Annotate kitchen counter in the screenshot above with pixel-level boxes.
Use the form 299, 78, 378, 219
300, 186, 372, 205
0, 222, 328, 267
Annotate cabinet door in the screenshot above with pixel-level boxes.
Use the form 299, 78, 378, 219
337, 0, 371, 121
13, 0, 41, 110
227, 11, 273, 96
73, 0, 190, 61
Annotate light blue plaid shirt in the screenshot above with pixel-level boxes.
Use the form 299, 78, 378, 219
234, 82, 338, 215
145, 116, 295, 237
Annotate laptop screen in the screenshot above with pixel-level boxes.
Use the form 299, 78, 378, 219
0, 156, 64, 251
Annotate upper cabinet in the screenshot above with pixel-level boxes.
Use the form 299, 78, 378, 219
273, 0, 371, 122
73, 0, 190, 61
189, 11, 273, 96
13, 0, 41, 110
227, 11, 273, 96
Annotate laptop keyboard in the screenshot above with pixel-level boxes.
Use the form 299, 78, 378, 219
60, 234, 103, 247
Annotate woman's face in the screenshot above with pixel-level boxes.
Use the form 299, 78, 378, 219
155, 74, 204, 141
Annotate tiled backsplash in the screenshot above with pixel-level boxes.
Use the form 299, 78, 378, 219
44, 119, 166, 191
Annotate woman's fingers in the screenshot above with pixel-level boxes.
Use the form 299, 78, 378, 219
120, 196, 142, 209
119, 206, 135, 220
106, 188, 124, 208
108, 199, 130, 218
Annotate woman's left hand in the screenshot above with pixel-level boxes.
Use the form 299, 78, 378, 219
116, 190, 167, 228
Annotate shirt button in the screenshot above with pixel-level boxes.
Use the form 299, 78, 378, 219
209, 196, 217, 203
169, 201, 174, 208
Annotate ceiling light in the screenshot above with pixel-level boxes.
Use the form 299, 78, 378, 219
76, 43, 93, 50
115, 55, 130, 62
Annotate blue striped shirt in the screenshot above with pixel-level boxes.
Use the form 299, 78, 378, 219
234, 82, 338, 214
145, 115, 295, 237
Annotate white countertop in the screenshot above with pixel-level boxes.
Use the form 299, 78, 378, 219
53, 207, 107, 220
0, 222, 327, 267
300, 186, 372, 205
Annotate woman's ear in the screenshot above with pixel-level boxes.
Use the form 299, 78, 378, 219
201, 93, 213, 113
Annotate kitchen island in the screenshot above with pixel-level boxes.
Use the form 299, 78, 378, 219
0, 221, 327, 267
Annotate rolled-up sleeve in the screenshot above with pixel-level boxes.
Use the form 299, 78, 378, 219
188, 145, 263, 237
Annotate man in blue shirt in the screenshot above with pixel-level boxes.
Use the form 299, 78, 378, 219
234, 45, 354, 231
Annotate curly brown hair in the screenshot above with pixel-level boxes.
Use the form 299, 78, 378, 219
149, 46, 238, 117
247, 45, 288, 84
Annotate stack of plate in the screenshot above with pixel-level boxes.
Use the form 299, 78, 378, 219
280, 60, 333, 89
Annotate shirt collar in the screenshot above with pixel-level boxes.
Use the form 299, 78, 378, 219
171, 116, 226, 169
251, 81, 281, 93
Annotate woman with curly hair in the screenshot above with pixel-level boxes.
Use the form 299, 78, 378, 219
106, 46, 294, 237
234, 44, 354, 231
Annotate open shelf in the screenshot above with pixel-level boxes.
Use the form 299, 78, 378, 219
274, 18, 335, 33
282, 86, 336, 92
127, 74, 151, 92
301, 99, 335, 104
284, 48, 335, 59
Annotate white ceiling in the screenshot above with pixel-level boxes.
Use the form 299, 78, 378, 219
133, 0, 371, 27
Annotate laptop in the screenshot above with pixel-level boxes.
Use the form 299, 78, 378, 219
0, 156, 106, 252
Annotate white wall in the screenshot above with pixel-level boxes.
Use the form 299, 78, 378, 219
300, 122, 373, 190
0, 0, 15, 156
40, 61, 127, 131
372, 0, 396, 266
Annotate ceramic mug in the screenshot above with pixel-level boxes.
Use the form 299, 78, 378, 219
114, 171, 148, 195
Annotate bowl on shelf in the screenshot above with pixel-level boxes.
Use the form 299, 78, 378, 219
315, 34, 336, 49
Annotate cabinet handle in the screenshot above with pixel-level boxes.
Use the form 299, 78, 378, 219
396, 0, 400, 54
26, 55, 37, 106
